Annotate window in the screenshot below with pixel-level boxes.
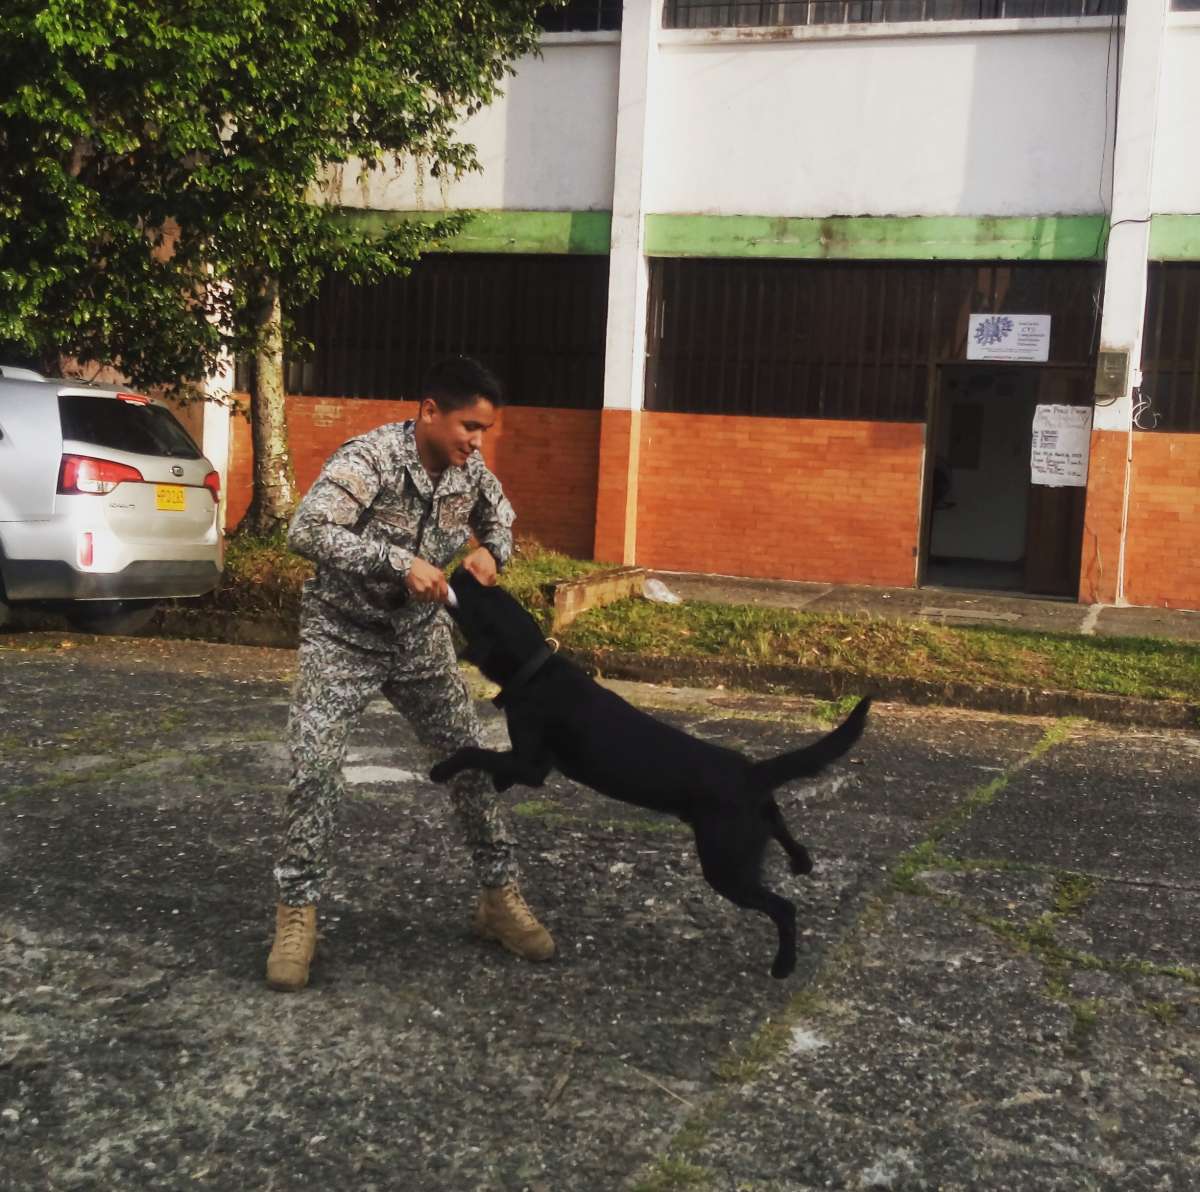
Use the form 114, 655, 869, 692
287, 254, 610, 410
58, 396, 201, 458
537, 1, 623, 31
645, 259, 1104, 421
1140, 264, 1200, 433
662, 1, 1124, 30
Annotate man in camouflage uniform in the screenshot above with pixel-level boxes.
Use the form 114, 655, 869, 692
266, 356, 555, 992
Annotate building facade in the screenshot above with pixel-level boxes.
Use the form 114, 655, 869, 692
216, 0, 1200, 609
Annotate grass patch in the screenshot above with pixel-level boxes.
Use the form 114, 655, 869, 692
181, 534, 601, 632
511, 799, 561, 817
891, 839, 952, 895
198, 525, 314, 622
1144, 1000, 1182, 1025
565, 599, 1200, 703
0, 750, 177, 805
177, 534, 1200, 704
714, 1017, 794, 1084
1053, 872, 1098, 916
632, 1156, 711, 1192
1068, 998, 1102, 1049
809, 693, 863, 725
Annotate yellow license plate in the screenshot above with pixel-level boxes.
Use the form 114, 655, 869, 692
156, 484, 186, 511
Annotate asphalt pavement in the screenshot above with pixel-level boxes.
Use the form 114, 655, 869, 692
1, 633, 1197, 1190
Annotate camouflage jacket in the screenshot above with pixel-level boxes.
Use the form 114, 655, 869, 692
288, 420, 514, 628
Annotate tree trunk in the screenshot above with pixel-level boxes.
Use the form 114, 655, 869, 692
241, 275, 296, 536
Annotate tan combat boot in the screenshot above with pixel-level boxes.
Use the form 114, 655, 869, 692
473, 884, 556, 962
266, 903, 318, 991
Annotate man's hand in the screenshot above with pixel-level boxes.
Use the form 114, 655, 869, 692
462, 546, 499, 587
406, 557, 449, 604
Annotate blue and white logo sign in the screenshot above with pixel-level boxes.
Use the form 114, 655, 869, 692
967, 313, 1051, 362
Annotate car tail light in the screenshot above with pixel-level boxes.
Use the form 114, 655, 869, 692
203, 470, 221, 502
59, 454, 145, 495
117, 392, 150, 405
78, 531, 94, 568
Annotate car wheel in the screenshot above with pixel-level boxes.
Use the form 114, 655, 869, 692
67, 600, 161, 636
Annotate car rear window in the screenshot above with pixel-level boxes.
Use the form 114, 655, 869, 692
58, 395, 202, 459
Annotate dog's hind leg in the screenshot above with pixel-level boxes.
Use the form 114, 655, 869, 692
694, 826, 798, 979
763, 798, 814, 876
715, 878, 798, 980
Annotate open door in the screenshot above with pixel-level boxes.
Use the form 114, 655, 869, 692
924, 365, 1092, 598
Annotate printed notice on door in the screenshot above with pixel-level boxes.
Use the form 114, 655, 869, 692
1031, 404, 1092, 487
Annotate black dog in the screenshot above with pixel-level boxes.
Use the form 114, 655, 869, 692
431, 569, 871, 978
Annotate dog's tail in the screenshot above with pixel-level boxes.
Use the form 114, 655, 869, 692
748, 696, 871, 792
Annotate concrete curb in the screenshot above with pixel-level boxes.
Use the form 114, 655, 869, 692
157, 610, 298, 649
551, 566, 646, 631
150, 611, 1199, 730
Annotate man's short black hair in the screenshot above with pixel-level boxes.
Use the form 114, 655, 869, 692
420, 356, 505, 412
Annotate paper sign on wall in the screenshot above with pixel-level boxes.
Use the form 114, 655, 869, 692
967, 314, 1051, 362
1031, 404, 1092, 488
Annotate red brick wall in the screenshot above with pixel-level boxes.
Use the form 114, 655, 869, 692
225, 399, 1197, 607
1124, 431, 1200, 609
227, 396, 600, 558
485, 406, 601, 559
634, 413, 925, 586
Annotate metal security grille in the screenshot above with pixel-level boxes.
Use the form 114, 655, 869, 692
286, 254, 609, 409
662, 1, 1123, 27
537, 1, 623, 31
645, 259, 1105, 421
1140, 264, 1200, 433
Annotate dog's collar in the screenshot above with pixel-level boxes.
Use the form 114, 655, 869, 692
492, 644, 555, 708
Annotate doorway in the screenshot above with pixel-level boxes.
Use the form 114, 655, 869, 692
923, 364, 1091, 598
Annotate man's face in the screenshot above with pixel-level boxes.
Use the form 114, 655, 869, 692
417, 396, 497, 472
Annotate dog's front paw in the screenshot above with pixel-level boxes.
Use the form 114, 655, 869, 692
429, 758, 457, 784
493, 775, 515, 793
770, 949, 797, 980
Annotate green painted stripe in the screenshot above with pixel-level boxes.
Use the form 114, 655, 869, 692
644, 214, 1110, 261
1149, 215, 1200, 260
338, 208, 612, 255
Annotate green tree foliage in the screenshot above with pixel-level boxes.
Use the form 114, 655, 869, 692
0, 0, 556, 528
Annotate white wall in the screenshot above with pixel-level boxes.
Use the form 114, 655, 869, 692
321, 23, 1200, 227
327, 42, 620, 213
1152, 24, 1200, 214
647, 28, 1120, 218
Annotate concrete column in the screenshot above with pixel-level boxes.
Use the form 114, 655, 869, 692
594, 0, 657, 565
1082, 0, 1169, 603
202, 356, 235, 534
1096, 0, 1169, 430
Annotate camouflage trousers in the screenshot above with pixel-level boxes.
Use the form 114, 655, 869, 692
273, 601, 518, 906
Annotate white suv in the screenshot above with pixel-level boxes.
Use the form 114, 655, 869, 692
0, 367, 223, 634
